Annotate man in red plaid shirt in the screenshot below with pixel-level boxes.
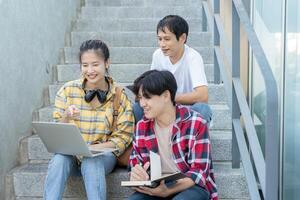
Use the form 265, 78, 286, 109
127, 70, 218, 200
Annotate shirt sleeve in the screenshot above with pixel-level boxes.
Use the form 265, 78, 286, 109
189, 53, 208, 88
128, 121, 150, 170
185, 120, 211, 188
108, 92, 134, 156
53, 86, 68, 122
150, 49, 160, 70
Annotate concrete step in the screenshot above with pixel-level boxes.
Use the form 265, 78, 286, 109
14, 198, 249, 200
15, 198, 88, 200
80, 6, 203, 19
15, 198, 249, 200
55, 63, 215, 84
37, 104, 231, 130
74, 18, 203, 32
71, 31, 212, 47
8, 162, 249, 199
85, 0, 203, 7
64, 46, 213, 64
21, 131, 231, 163
48, 82, 226, 105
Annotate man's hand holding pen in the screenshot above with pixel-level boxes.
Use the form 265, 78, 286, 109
130, 161, 150, 181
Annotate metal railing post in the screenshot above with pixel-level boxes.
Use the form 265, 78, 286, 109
202, 0, 208, 32
265, 93, 280, 200
213, 0, 221, 84
265, 46, 280, 200
231, 2, 241, 168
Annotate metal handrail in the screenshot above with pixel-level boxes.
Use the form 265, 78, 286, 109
232, 119, 261, 200
202, 0, 279, 199
233, 78, 265, 193
232, 1, 280, 199
214, 46, 232, 109
202, 1, 213, 32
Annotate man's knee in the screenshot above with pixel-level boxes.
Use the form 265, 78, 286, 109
191, 103, 212, 123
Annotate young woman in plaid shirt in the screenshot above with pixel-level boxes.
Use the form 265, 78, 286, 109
128, 70, 218, 200
43, 40, 134, 200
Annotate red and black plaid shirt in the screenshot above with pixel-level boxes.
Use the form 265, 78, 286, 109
129, 105, 218, 200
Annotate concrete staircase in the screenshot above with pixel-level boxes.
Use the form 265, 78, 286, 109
6, 0, 250, 199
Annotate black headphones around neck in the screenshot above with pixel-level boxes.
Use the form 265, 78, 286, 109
84, 89, 108, 103
83, 78, 110, 103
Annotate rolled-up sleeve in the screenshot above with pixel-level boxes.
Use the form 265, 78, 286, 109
53, 86, 67, 122
128, 121, 150, 170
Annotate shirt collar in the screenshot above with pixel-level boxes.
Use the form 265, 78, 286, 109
142, 104, 191, 125
175, 105, 191, 123
80, 76, 117, 101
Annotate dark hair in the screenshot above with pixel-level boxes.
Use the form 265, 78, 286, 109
133, 70, 177, 105
79, 40, 110, 63
157, 15, 189, 43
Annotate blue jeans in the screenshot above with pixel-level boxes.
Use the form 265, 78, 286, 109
127, 185, 210, 200
133, 102, 212, 124
44, 153, 116, 200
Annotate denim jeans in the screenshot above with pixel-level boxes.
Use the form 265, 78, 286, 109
44, 152, 116, 200
190, 103, 213, 124
127, 185, 210, 200
133, 102, 212, 124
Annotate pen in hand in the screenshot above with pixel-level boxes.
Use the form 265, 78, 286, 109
130, 161, 150, 181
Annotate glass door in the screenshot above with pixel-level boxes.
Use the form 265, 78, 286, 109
282, 0, 300, 199
251, 0, 283, 155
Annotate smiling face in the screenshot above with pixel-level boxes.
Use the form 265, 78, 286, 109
80, 50, 109, 88
157, 27, 186, 62
138, 87, 169, 119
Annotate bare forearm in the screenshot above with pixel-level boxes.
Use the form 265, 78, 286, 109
175, 92, 208, 105
175, 86, 208, 105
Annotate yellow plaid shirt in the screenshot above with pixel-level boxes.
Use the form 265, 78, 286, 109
53, 78, 134, 156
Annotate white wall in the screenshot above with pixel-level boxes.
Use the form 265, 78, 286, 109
0, 0, 81, 198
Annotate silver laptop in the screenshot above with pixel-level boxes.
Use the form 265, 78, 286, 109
32, 121, 117, 157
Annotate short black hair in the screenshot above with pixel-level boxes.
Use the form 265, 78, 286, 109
157, 15, 189, 43
133, 70, 177, 105
79, 39, 110, 63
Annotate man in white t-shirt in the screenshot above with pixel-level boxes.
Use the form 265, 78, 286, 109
133, 15, 212, 125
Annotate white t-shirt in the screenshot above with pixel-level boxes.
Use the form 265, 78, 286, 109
150, 44, 208, 95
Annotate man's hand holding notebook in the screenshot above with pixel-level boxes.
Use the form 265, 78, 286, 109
121, 151, 185, 188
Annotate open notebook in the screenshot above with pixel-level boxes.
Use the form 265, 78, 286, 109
121, 151, 185, 187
